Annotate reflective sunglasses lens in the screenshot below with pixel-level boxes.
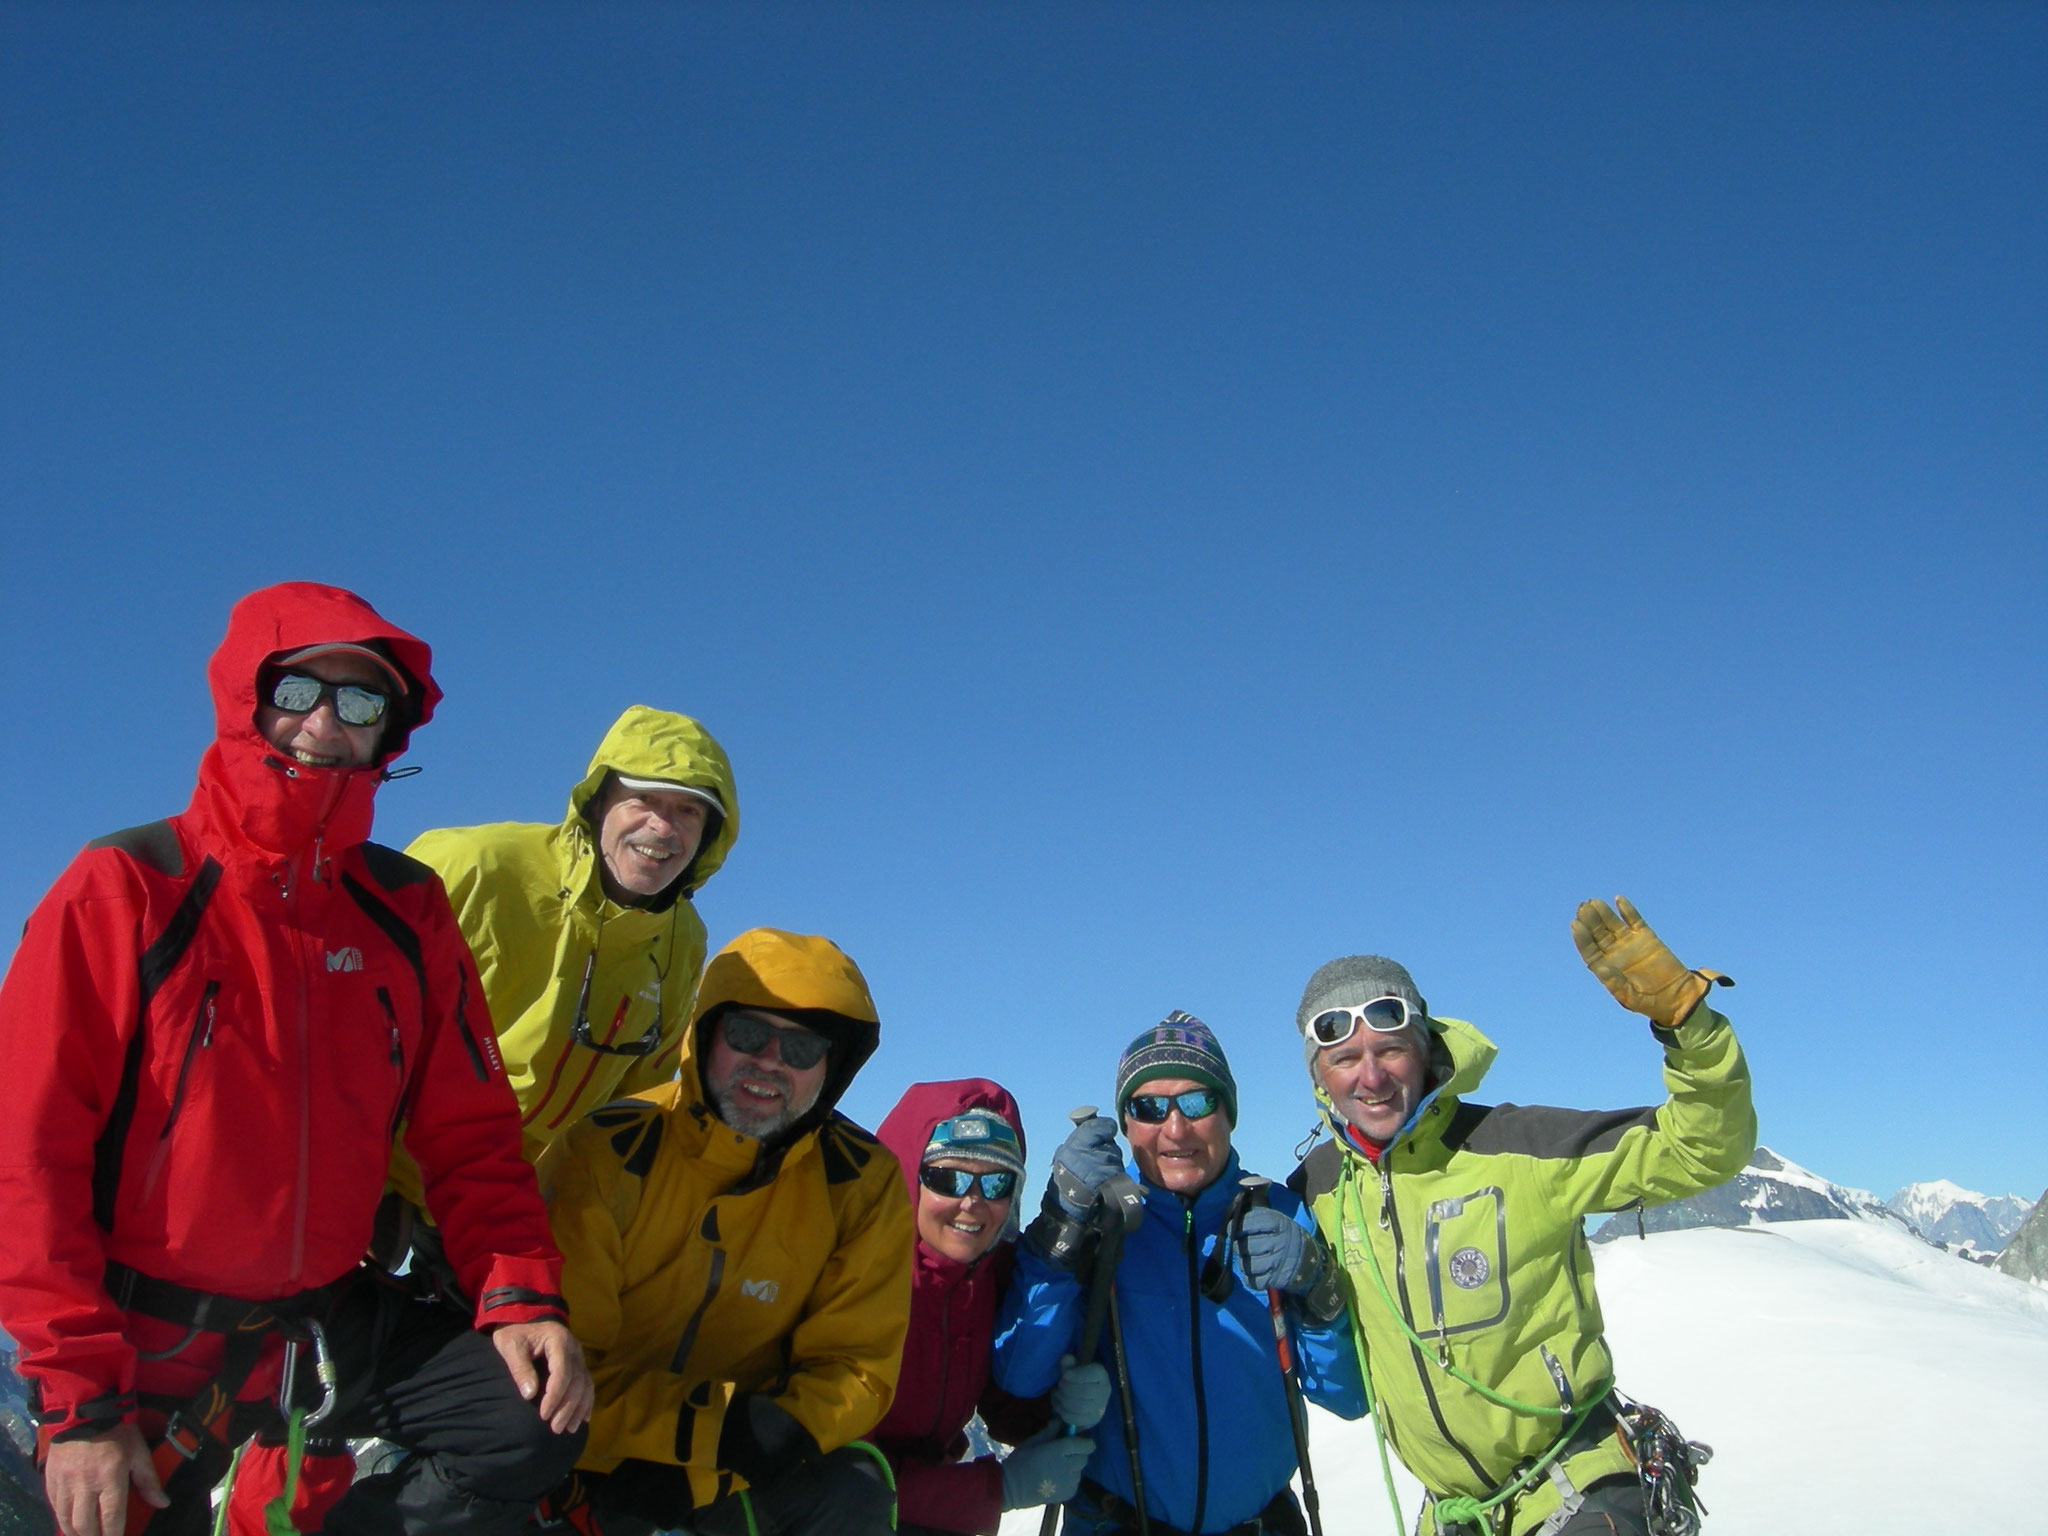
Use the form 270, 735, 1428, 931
979, 1171, 1018, 1200
920, 1167, 972, 1197
1310, 1009, 1357, 1045
1127, 1090, 1217, 1123
1362, 997, 1412, 1033
333, 685, 388, 727
270, 674, 326, 713
1126, 1094, 1169, 1123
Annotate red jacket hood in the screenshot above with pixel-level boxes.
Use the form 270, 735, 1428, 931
188, 582, 441, 861
877, 1078, 1027, 1216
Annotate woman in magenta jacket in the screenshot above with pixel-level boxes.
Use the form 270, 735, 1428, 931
871, 1081, 1106, 1536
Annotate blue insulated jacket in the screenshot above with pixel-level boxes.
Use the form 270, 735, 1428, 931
993, 1151, 1365, 1535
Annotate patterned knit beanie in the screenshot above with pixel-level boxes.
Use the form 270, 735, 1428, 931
1114, 1011, 1238, 1129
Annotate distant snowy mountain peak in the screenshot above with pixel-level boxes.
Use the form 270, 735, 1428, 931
1887, 1180, 2034, 1254
1590, 1146, 1922, 1244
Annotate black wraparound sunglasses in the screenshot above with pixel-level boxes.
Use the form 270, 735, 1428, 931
1125, 1087, 1220, 1124
720, 1011, 831, 1071
917, 1166, 1019, 1201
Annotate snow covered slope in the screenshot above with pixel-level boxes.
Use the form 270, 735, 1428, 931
999, 1219, 2048, 1535
1886, 1178, 2034, 1255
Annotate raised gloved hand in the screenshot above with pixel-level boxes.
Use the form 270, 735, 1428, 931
1572, 896, 1732, 1030
998, 1424, 1096, 1511
1050, 1353, 1111, 1430
1047, 1115, 1123, 1220
1233, 1205, 1328, 1295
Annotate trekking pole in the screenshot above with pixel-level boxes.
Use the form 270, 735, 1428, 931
1105, 1288, 1150, 1536
1041, 1107, 1146, 1536
1238, 1176, 1324, 1536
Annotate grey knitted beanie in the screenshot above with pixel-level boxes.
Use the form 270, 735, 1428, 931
1296, 955, 1432, 1068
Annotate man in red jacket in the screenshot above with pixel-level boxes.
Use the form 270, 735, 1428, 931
0, 583, 592, 1536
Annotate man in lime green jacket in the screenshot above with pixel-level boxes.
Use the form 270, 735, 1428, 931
386, 704, 739, 1224
1289, 898, 1754, 1536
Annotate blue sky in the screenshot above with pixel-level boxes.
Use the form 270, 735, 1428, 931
3, 3, 2042, 1202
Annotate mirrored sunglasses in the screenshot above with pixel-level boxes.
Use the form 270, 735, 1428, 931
917, 1166, 1019, 1201
721, 1011, 831, 1071
269, 672, 389, 728
1308, 995, 1421, 1047
1125, 1087, 1221, 1124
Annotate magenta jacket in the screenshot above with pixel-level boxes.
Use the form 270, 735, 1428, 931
870, 1080, 1050, 1536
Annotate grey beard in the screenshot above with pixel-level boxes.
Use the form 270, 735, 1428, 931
713, 1081, 814, 1142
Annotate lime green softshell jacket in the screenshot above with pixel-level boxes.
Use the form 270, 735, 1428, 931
388, 706, 738, 1207
1292, 1003, 1754, 1535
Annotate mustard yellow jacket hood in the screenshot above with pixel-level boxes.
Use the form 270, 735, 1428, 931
541, 928, 910, 1500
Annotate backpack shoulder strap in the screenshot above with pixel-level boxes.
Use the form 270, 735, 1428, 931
88, 824, 223, 1231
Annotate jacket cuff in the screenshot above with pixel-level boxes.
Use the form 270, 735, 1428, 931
473, 1255, 569, 1328
40, 1388, 137, 1444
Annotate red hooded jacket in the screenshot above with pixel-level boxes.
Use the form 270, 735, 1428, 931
0, 583, 566, 1439
870, 1080, 1049, 1536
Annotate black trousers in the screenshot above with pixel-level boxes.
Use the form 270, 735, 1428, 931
314, 1276, 586, 1536
593, 1447, 895, 1536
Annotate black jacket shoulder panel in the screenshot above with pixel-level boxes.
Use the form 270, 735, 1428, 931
1450, 1101, 1658, 1159
358, 841, 435, 891
1291, 1138, 1346, 1203
87, 820, 184, 877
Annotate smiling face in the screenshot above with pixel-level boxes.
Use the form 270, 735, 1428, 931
702, 1008, 828, 1142
1124, 1076, 1233, 1196
255, 652, 389, 770
1315, 1027, 1431, 1144
916, 1156, 1014, 1264
594, 782, 709, 901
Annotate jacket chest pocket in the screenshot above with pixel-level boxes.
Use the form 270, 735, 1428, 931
138, 979, 224, 1201
1422, 1186, 1510, 1338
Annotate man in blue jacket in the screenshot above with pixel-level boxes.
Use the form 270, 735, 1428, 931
993, 1015, 1364, 1536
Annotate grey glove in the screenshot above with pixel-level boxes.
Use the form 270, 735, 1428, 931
1233, 1205, 1326, 1295
999, 1426, 1096, 1511
1050, 1353, 1111, 1431
1047, 1115, 1123, 1219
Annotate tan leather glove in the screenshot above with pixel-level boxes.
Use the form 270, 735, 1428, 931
1572, 896, 1732, 1029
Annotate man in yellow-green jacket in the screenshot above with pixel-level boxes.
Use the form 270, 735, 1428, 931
541, 927, 913, 1536
1289, 898, 1754, 1536
385, 705, 738, 1234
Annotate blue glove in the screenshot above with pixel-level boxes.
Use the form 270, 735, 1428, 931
998, 1425, 1096, 1510
1047, 1115, 1123, 1219
1050, 1353, 1111, 1430
1233, 1205, 1325, 1295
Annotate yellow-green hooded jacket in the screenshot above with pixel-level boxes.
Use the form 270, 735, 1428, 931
389, 706, 738, 1209
540, 928, 913, 1505
1292, 1002, 1754, 1536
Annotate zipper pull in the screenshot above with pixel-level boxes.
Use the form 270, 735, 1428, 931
1378, 1167, 1394, 1231
201, 991, 218, 1048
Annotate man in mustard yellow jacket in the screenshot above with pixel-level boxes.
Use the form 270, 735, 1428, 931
541, 928, 913, 1536
383, 705, 738, 1244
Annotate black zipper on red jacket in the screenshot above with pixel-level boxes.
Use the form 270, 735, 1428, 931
139, 981, 220, 1199
1379, 1162, 1492, 1488
378, 987, 407, 1140
1182, 1203, 1209, 1536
